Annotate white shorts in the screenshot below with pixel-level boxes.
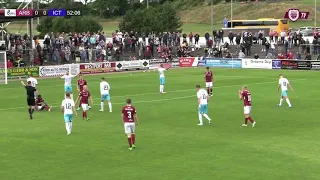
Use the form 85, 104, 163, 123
244, 106, 251, 114
38, 106, 42, 109
124, 122, 135, 134
81, 104, 89, 111
206, 82, 213, 88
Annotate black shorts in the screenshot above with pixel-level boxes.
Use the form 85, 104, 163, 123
27, 98, 35, 106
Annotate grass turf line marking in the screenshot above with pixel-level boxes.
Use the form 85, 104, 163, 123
0, 70, 290, 90
0, 79, 306, 111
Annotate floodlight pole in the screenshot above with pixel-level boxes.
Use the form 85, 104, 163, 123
147, 0, 149, 9
231, 0, 233, 28
27, 4, 29, 33
37, 0, 40, 25
210, 0, 213, 33
315, 0, 317, 27
30, 0, 33, 48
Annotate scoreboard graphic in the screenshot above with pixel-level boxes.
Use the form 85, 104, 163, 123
0, 9, 82, 18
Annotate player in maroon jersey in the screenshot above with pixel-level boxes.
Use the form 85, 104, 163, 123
75, 85, 93, 120
76, 75, 91, 111
204, 67, 214, 96
121, 98, 139, 151
35, 95, 52, 111
238, 85, 256, 127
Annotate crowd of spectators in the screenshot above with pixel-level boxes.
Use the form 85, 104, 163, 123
1, 28, 320, 68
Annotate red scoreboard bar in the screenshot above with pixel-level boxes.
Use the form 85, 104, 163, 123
0, 9, 48, 18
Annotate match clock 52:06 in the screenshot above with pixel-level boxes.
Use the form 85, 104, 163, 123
67, 10, 81, 16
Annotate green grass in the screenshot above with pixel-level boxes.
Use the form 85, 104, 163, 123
1, 68, 320, 180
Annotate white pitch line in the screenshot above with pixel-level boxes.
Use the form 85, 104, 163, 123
0, 73, 279, 91
0, 78, 306, 111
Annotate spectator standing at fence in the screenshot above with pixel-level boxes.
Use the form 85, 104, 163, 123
305, 53, 312, 60
293, 32, 298, 47
270, 41, 276, 56
79, 44, 86, 63
90, 34, 96, 46
228, 31, 234, 45
194, 33, 200, 45
107, 48, 112, 61
53, 48, 60, 64
88, 45, 93, 61
274, 31, 278, 43
264, 40, 270, 56
280, 30, 286, 44
189, 32, 193, 45
114, 48, 120, 61
218, 29, 224, 43
295, 52, 301, 60
298, 32, 303, 45
64, 45, 71, 62
239, 50, 245, 58
96, 44, 102, 60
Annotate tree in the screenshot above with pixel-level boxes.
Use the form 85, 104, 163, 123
119, 2, 183, 34
92, 0, 129, 18
36, 16, 103, 34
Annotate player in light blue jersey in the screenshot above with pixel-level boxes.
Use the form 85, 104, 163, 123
277, 74, 294, 108
99, 77, 112, 112
158, 64, 170, 93
196, 85, 212, 126
61, 93, 77, 135
61, 71, 76, 99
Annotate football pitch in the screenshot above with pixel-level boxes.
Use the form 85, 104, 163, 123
1, 68, 319, 180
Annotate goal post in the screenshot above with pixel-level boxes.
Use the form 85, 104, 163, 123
0, 51, 7, 85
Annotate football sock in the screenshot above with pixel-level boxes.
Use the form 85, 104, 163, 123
83, 111, 87, 118
198, 113, 203, 124
207, 89, 210, 94
210, 88, 213, 94
131, 134, 135, 144
28, 108, 32, 115
159, 85, 162, 93
100, 102, 104, 110
162, 85, 165, 92
108, 102, 112, 112
69, 122, 72, 132
279, 98, 283, 106
244, 118, 248, 124
65, 123, 69, 133
127, 137, 132, 148
286, 99, 292, 107
248, 116, 254, 123
31, 108, 34, 114
203, 114, 211, 121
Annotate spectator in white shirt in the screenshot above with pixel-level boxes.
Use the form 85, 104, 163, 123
238, 50, 245, 58
270, 41, 276, 56
280, 30, 286, 44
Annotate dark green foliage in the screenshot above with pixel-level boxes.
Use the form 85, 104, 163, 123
91, 0, 129, 18
36, 17, 54, 34
36, 16, 103, 34
119, 3, 183, 34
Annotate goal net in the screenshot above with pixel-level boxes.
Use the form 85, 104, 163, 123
0, 51, 7, 84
